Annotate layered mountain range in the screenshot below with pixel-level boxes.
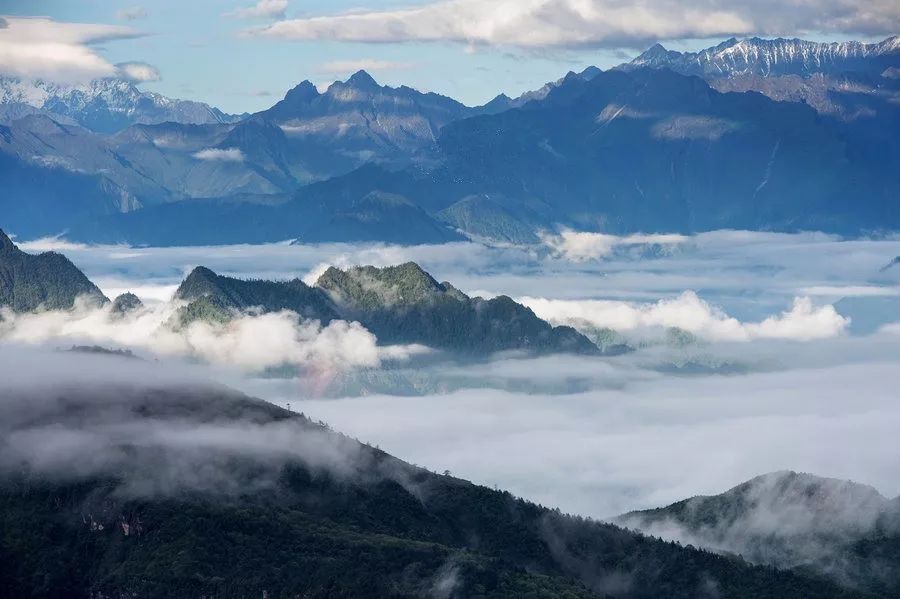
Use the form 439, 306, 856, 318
2, 35, 898, 244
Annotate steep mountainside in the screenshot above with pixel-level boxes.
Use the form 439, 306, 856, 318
0, 230, 108, 311
317, 262, 597, 354
173, 266, 339, 324
618, 471, 900, 595
0, 381, 869, 598
0, 76, 245, 133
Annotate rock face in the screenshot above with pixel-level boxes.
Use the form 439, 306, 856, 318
174, 262, 599, 355
0, 229, 108, 311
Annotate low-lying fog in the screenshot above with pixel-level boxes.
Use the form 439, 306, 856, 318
4, 230, 900, 518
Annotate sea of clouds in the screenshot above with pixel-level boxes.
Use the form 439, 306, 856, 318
4, 230, 899, 519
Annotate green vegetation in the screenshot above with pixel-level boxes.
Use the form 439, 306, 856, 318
317, 262, 598, 355
0, 229, 108, 312
174, 262, 599, 355
174, 265, 339, 327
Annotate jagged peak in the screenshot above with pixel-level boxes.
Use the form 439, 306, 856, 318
282, 79, 319, 102
175, 266, 221, 299
346, 69, 380, 89
0, 228, 15, 251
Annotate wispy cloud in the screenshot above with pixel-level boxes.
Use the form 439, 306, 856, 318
248, 0, 900, 49
115, 61, 161, 82
225, 0, 288, 20
192, 147, 246, 162
116, 6, 148, 21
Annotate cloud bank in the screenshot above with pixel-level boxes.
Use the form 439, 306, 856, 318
192, 147, 246, 162
540, 229, 688, 261
0, 17, 144, 82
249, 0, 900, 49
0, 298, 409, 372
520, 292, 849, 342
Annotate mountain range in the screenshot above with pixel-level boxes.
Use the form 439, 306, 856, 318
622, 36, 900, 120
0, 378, 873, 598
2, 35, 899, 244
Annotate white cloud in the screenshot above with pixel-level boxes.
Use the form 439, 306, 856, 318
116, 7, 148, 21
248, 0, 900, 49
225, 0, 288, 19
520, 292, 849, 341
0, 16, 143, 83
0, 298, 409, 372
540, 228, 688, 261
115, 61, 161, 82
192, 147, 246, 162
317, 59, 416, 76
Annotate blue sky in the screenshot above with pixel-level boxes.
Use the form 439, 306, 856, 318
1, 0, 896, 113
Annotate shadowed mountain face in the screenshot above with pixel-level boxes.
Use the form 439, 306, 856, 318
0, 230, 108, 312
618, 471, 900, 595
0, 381, 869, 598
174, 262, 599, 356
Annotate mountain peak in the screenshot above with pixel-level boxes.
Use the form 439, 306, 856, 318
346, 70, 379, 89
283, 80, 319, 103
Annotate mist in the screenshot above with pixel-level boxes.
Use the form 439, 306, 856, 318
3, 230, 899, 523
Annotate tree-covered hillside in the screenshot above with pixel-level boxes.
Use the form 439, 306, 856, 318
0, 229, 108, 311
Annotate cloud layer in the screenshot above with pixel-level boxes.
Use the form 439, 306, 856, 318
192, 147, 246, 162
520, 292, 850, 342
0, 298, 404, 373
250, 0, 900, 49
